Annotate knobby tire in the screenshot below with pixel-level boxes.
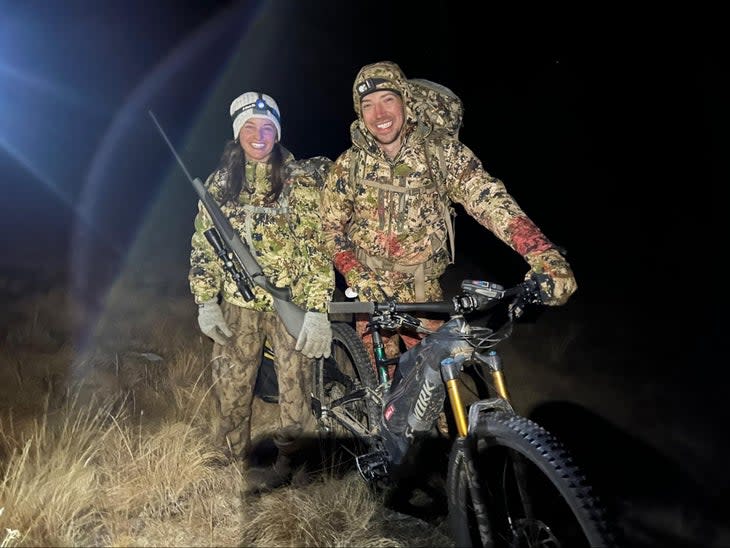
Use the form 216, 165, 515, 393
447, 411, 617, 548
313, 321, 379, 471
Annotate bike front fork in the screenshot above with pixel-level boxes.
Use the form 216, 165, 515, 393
442, 350, 510, 438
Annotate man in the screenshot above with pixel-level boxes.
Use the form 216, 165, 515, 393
321, 60, 577, 355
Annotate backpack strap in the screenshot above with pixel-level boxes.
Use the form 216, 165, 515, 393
240, 186, 291, 249
349, 148, 388, 231
425, 140, 456, 265
355, 247, 431, 301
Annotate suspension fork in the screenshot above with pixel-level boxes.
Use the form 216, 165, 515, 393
442, 349, 511, 437
475, 350, 510, 402
444, 356, 493, 546
441, 355, 470, 437
470, 350, 535, 524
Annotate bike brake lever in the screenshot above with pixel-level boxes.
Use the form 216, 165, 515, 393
399, 313, 422, 330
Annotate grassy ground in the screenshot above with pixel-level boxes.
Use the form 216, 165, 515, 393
0, 276, 453, 547
0, 265, 727, 547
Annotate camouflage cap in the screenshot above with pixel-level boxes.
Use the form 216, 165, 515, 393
352, 61, 412, 119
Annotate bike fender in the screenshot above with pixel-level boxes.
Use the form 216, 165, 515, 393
467, 398, 515, 436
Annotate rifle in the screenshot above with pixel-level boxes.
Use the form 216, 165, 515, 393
149, 111, 305, 339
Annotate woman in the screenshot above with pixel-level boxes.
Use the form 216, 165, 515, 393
189, 91, 333, 490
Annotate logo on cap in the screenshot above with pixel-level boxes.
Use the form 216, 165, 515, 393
357, 77, 390, 98
231, 94, 281, 125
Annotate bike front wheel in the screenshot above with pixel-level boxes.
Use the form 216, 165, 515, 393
447, 412, 616, 548
313, 321, 380, 469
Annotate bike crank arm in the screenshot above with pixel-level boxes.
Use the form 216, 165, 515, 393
323, 407, 372, 438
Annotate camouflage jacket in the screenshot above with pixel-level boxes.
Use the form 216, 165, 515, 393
321, 119, 555, 280
322, 59, 556, 284
189, 153, 334, 312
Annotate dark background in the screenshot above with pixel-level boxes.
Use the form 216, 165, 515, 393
0, 1, 725, 546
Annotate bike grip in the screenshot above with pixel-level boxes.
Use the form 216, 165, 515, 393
327, 301, 375, 315
394, 302, 454, 314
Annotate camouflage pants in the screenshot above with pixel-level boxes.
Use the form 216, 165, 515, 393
211, 302, 315, 459
355, 276, 445, 374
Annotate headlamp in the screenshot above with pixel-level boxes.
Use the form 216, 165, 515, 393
356, 78, 401, 100
357, 78, 389, 97
231, 93, 281, 125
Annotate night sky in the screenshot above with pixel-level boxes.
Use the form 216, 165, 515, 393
0, 1, 725, 543
1, 2, 720, 274
1, 2, 720, 283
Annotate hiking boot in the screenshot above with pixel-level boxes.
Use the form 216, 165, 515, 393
246, 425, 302, 493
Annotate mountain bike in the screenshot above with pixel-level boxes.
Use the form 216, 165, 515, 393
312, 278, 617, 547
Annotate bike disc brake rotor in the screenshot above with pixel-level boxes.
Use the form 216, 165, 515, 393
510, 518, 559, 548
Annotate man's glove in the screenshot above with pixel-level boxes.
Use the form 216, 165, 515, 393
197, 299, 233, 345
344, 267, 389, 302
525, 248, 577, 306
295, 311, 332, 359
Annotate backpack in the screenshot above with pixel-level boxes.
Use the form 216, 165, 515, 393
408, 78, 464, 264
408, 78, 464, 139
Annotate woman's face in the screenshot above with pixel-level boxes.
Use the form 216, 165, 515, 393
238, 117, 277, 161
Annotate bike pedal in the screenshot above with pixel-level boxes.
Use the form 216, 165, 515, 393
355, 451, 390, 482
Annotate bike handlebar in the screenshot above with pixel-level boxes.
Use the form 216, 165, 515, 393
327, 300, 455, 316
327, 279, 541, 317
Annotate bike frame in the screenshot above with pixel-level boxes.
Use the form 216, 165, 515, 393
327, 280, 535, 462
370, 309, 514, 440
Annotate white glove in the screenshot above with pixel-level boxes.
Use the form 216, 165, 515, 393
197, 299, 233, 345
295, 311, 332, 359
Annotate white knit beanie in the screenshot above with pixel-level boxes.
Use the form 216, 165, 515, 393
230, 91, 281, 140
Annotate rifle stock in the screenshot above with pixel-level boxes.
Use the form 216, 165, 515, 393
149, 111, 305, 338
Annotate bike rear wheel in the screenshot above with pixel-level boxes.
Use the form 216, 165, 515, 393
313, 321, 379, 470
447, 411, 616, 548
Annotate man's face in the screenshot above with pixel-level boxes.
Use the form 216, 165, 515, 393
360, 90, 404, 146
238, 117, 277, 161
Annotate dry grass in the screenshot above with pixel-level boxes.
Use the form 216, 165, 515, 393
0, 281, 450, 547
0, 394, 116, 546
239, 474, 410, 547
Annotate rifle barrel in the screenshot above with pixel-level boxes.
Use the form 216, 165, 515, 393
148, 110, 196, 183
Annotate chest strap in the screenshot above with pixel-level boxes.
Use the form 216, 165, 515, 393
239, 193, 290, 253
355, 247, 442, 301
